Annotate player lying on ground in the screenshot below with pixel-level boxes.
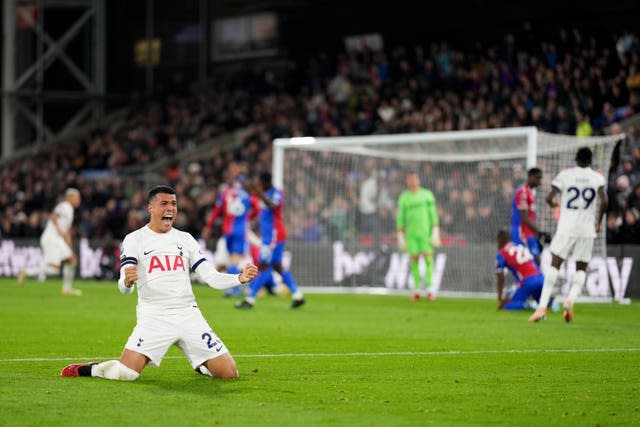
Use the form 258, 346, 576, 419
495, 229, 548, 310
61, 185, 258, 381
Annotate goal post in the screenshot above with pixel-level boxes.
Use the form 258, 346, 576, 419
273, 127, 625, 300
273, 127, 538, 188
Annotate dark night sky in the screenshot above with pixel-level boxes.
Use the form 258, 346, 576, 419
1, 0, 638, 145
102, 0, 640, 93
6, 0, 640, 96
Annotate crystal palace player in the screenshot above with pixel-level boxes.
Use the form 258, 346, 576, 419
530, 147, 607, 323
396, 171, 441, 301
495, 229, 545, 310
202, 175, 259, 296
511, 167, 543, 264
61, 186, 257, 381
235, 172, 305, 309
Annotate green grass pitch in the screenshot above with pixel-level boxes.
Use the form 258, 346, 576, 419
1, 278, 639, 426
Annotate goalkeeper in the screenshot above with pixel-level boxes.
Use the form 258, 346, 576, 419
396, 171, 441, 301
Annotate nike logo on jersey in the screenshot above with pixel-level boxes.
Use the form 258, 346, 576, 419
143, 250, 155, 255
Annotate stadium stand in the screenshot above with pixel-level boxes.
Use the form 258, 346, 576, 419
1, 25, 639, 244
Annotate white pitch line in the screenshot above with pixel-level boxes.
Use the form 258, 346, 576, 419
1, 347, 640, 363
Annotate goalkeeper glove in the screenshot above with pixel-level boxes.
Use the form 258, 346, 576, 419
430, 226, 441, 248
396, 231, 407, 252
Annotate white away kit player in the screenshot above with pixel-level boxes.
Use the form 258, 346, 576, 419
18, 188, 83, 296
529, 147, 607, 323
60, 185, 258, 380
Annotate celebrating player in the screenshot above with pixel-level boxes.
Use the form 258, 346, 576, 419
511, 167, 543, 264
60, 185, 258, 381
396, 171, 441, 301
235, 172, 305, 309
529, 147, 607, 323
17, 188, 83, 296
495, 229, 545, 310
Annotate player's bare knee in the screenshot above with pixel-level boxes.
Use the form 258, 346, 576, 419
217, 366, 239, 379
205, 358, 238, 379
214, 359, 239, 379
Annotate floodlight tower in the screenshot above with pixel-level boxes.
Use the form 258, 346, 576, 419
2, 0, 106, 159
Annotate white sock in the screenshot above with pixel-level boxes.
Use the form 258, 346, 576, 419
539, 266, 559, 310
25, 266, 44, 277
197, 365, 213, 377
292, 290, 304, 300
26, 265, 57, 282
62, 263, 75, 291
45, 265, 60, 276
91, 360, 140, 381
567, 270, 586, 303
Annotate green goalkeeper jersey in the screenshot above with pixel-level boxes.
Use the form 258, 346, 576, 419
396, 188, 439, 236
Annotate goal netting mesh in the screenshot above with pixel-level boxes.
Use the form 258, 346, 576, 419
274, 128, 624, 297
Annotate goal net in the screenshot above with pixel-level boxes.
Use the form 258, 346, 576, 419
273, 127, 624, 299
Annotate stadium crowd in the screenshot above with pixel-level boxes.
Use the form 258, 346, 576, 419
1, 24, 640, 245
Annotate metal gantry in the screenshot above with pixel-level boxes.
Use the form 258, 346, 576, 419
2, 0, 105, 159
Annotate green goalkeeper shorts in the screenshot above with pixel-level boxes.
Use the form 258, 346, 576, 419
406, 233, 433, 255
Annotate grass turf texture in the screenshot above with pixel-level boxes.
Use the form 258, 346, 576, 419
1, 279, 639, 426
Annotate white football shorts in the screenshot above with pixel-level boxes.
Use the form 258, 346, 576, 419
549, 233, 595, 263
124, 307, 229, 369
40, 233, 73, 266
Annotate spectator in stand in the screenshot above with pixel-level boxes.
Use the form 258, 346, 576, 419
575, 111, 593, 137
3, 26, 640, 247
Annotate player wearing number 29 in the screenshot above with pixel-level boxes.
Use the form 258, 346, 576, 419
60, 186, 258, 381
529, 147, 607, 323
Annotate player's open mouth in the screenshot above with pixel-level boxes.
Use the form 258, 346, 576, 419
161, 215, 173, 224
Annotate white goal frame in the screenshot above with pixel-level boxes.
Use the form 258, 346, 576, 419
273, 127, 538, 189
272, 126, 625, 302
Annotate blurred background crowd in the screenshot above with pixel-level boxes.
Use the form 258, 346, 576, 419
1, 21, 640, 245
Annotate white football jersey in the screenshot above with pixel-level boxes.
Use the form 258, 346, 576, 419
120, 225, 206, 313
552, 166, 605, 238
42, 200, 74, 238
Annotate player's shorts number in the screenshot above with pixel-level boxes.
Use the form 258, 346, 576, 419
201, 332, 222, 351
566, 186, 595, 210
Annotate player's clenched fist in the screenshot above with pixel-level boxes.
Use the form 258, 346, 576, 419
238, 264, 258, 283
124, 266, 138, 287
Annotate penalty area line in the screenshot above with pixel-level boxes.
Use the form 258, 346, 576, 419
1, 347, 640, 363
